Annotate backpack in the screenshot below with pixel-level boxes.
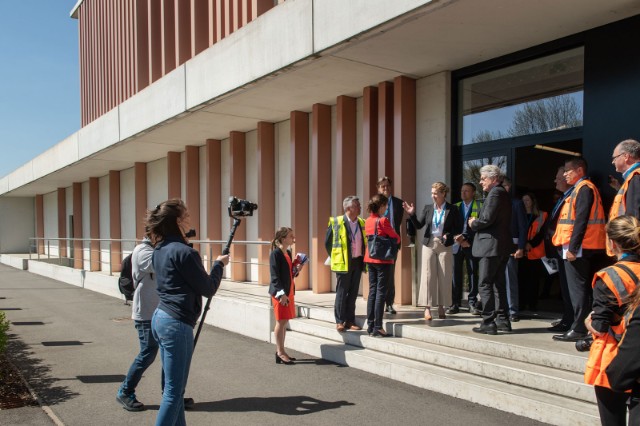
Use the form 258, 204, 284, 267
118, 253, 134, 303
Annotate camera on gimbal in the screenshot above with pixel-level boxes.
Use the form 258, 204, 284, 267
575, 336, 593, 352
228, 197, 258, 217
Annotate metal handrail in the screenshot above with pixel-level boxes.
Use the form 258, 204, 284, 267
28, 237, 272, 277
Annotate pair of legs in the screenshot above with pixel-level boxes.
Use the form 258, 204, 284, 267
595, 386, 638, 426
478, 255, 510, 325
505, 246, 520, 318
367, 263, 390, 334
334, 257, 364, 325
419, 240, 452, 319
385, 261, 396, 311
452, 246, 479, 308
151, 309, 193, 426
119, 320, 159, 401
274, 319, 293, 361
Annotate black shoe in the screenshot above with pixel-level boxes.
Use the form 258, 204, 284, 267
469, 306, 482, 316
446, 305, 460, 314
116, 393, 145, 411
496, 320, 512, 332
509, 315, 520, 323
184, 398, 195, 409
275, 353, 294, 365
547, 323, 571, 332
553, 330, 588, 342
372, 329, 390, 337
386, 305, 397, 314
472, 323, 498, 335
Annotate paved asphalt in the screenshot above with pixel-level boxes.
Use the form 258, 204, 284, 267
0, 264, 548, 426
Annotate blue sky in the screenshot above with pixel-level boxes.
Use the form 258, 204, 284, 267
0, 1, 79, 178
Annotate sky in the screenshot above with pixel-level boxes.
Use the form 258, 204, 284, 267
0, 1, 79, 178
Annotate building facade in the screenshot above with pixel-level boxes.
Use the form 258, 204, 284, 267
1, 0, 640, 306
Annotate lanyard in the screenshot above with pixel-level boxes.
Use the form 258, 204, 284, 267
433, 205, 446, 229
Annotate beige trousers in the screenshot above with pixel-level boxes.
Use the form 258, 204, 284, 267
418, 238, 453, 307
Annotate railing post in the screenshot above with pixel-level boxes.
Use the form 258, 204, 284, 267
109, 241, 112, 276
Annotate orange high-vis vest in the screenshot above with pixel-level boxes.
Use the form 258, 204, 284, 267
585, 261, 640, 388
607, 168, 640, 256
552, 179, 606, 250
526, 211, 547, 260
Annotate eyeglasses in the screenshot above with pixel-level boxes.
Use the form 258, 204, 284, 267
611, 153, 625, 162
563, 168, 575, 173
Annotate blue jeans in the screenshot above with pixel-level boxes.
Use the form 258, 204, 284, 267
152, 309, 194, 426
119, 320, 159, 397
366, 263, 390, 331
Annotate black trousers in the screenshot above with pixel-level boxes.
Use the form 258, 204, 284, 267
594, 386, 636, 426
334, 257, 364, 324
367, 263, 390, 331
557, 257, 575, 326
385, 261, 396, 307
452, 246, 479, 307
478, 255, 509, 325
564, 257, 592, 334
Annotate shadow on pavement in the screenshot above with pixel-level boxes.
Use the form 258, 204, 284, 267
7, 334, 79, 406
189, 396, 354, 414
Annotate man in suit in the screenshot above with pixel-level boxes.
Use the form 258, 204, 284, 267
502, 177, 527, 322
609, 139, 640, 222
468, 165, 513, 335
325, 196, 365, 332
552, 157, 607, 342
527, 166, 574, 332
377, 176, 404, 314
450, 182, 482, 315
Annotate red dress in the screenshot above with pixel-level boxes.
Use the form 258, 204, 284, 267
272, 250, 296, 320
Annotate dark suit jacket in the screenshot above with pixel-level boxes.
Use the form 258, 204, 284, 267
458, 199, 482, 244
268, 248, 293, 298
510, 197, 528, 250
410, 202, 462, 247
470, 185, 512, 258
624, 174, 640, 218
385, 195, 404, 237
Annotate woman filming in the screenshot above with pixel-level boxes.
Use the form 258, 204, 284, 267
269, 227, 304, 365
149, 199, 229, 426
585, 215, 640, 426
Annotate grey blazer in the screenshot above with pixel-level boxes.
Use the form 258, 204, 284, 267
470, 185, 512, 258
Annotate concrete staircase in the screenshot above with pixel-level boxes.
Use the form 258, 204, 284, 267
286, 305, 599, 426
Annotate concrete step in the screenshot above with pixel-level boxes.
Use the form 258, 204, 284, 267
285, 331, 599, 426
289, 317, 595, 404
297, 303, 588, 374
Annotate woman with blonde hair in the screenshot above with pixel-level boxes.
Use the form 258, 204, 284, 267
268, 227, 303, 364
403, 182, 462, 320
585, 215, 640, 425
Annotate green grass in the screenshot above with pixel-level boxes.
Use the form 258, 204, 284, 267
0, 311, 10, 354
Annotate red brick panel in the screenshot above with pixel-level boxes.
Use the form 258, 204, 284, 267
336, 95, 357, 210
109, 171, 122, 272
57, 188, 67, 258
363, 86, 379, 200
378, 81, 394, 179
230, 131, 247, 281
167, 151, 182, 199
185, 145, 200, 252
89, 177, 101, 271
73, 183, 83, 269
290, 111, 310, 290
257, 122, 275, 285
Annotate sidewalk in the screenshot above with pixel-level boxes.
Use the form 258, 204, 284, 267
0, 263, 549, 426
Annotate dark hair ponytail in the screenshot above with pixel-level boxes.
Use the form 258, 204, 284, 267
145, 199, 187, 245
367, 194, 388, 214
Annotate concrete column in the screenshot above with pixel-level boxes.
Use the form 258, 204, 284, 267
257, 122, 275, 285
378, 81, 394, 179
35, 194, 44, 255
57, 188, 67, 258
363, 86, 379, 200
394, 76, 417, 305
290, 111, 310, 290
89, 177, 101, 271
135, 162, 148, 240
73, 183, 83, 269
109, 170, 122, 272
167, 151, 181, 199
208, 0, 217, 45
311, 104, 332, 293
185, 145, 200, 252
230, 131, 247, 281
336, 95, 357, 210
206, 139, 222, 260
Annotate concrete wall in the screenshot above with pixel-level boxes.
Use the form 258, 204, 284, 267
120, 167, 136, 252
0, 198, 35, 254
99, 175, 110, 270
43, 191, 59, 256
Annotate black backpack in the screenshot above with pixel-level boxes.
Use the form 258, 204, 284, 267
118, 253, 134, 303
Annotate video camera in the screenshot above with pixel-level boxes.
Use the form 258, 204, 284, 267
228, 196, 258, 218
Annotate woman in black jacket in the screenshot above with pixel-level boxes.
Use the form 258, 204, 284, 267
403, 182, 462, 320
269, 227, 304, 365
149, 199, 229, 426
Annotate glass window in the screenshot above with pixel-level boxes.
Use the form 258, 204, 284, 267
459, 47, 584, 145
463, 156, 507, 195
